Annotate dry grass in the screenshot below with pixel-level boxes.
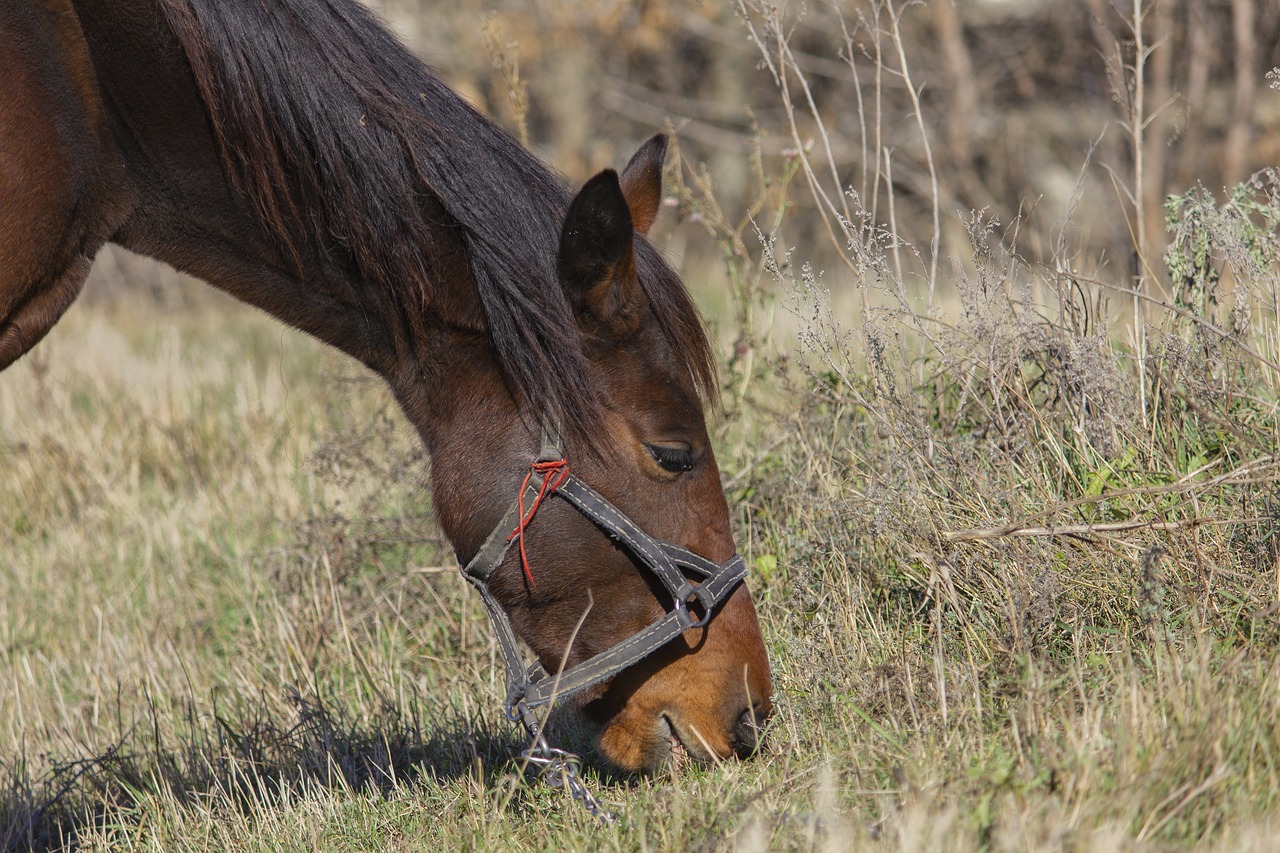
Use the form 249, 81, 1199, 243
5, 1, 1280, 850
6, 227, 1280, 853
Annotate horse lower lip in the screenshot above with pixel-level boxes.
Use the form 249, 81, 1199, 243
663, 716, 692, 771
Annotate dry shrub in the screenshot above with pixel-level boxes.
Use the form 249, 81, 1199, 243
697, 3, 1280, 844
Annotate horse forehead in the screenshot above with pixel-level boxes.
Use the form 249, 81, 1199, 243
604, 331, 701, 410
625, 306, 692, 373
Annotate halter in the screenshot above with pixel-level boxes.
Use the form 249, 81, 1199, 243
459, 431, 747, 818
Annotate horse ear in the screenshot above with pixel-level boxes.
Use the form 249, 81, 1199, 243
558, 169, 642, 332
619, 134, 667, 236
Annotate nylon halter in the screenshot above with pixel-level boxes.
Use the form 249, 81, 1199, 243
459, 430, 748, 741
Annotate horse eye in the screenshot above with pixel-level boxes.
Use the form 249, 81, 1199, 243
646, 443, 695, 473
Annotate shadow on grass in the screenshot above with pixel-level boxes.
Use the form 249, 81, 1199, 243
0, 687, 611, 851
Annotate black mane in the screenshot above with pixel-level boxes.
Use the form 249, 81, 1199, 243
159, 0, 716, 440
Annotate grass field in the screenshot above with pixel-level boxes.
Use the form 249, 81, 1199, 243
5, 1, 1280, 850
5, 218, 1280, 852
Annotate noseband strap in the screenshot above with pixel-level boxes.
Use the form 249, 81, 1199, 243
459, 433, 747, 734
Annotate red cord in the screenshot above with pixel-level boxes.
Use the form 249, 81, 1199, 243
507, 459, 569, 589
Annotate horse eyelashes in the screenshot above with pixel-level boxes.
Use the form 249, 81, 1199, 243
647, 444, 695, 473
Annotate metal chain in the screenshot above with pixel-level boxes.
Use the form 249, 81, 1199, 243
510, 702, 619, 824
520, 744, 618, 824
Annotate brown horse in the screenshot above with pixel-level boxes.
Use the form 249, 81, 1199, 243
0, 0, 772, 772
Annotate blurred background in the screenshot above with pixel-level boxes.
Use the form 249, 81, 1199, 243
86, 0, 1280, 321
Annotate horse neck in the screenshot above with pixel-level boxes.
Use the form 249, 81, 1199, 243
137, 179, 501, 451
123, 161, 523, 558
74, 0, 526, 529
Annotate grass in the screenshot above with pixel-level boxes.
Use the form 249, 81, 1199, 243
5, 1, 1280, 847
0, 279, 858, 850
6, 222, 1280, 853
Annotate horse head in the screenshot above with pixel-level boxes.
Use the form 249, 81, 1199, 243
428, 136, 773, 772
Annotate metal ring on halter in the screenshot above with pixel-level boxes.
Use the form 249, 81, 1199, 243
683, 591, 714, 629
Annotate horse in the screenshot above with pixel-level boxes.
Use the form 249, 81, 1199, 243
0, 0, 772, 772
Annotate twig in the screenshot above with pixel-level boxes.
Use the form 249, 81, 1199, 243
942, 515, 1266, 544
886, 0, 940, 302
21, 733, 133, 845
737, 0, 857, 276
939, 455, 1277, 543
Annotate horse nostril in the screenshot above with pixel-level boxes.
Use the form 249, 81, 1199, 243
732, 701, 771, 758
